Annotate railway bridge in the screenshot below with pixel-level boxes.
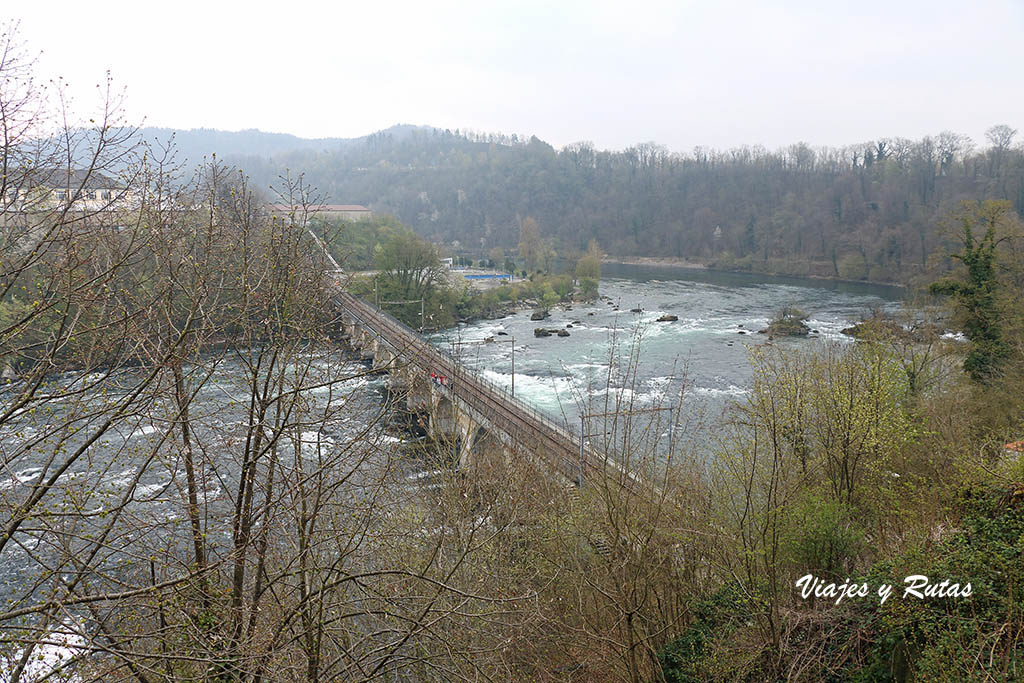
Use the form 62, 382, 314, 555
331, 289, 636, 489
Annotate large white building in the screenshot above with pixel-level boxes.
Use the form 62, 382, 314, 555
5, 168, 126, 212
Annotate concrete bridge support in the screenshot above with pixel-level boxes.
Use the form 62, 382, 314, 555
427, 391, 485, 468
351, 327, 374, 361
402, 371, 432, 413
339, 313, 494, 468
371, 339, 398, 372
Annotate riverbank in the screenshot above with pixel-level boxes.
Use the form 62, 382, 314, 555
602, 257, 908, 290
601, 256, 707, 269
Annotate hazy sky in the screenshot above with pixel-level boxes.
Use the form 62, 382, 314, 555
11, 0, 1024, 152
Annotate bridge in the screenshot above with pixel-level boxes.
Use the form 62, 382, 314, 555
290, 216, 644, 491
330, 288, 639, 490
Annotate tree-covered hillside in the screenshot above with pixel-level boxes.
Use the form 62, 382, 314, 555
211, 126, 1024, 283
139, 124, 431, 166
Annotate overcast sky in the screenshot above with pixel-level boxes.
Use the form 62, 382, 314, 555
11, 0, 1024, 152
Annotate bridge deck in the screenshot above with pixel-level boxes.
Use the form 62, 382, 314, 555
332, 289, 636, 489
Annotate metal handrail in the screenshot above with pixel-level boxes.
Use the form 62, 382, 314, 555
332, 287, 626, 485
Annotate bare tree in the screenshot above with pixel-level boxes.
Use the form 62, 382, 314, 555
986, 124, 1018, 175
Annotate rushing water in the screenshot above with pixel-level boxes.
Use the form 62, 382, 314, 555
0, 352, 402, 666
429, 264, 903, 441
0, 265, 903, 676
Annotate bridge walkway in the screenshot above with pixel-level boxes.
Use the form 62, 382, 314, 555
330, 288, 638, 490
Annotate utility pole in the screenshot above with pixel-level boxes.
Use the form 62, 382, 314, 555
577, 405, 674, 487
579, 418, 586, 486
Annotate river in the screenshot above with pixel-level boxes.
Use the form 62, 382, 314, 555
429, 264, 903, 447
0, 265, 903, 677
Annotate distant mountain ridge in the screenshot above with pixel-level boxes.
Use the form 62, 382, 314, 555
140, 124, 435, 164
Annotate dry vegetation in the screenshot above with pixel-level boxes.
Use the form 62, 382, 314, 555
2, 23, 1024, 682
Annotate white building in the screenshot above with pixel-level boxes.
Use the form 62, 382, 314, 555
6, 169, 126, 212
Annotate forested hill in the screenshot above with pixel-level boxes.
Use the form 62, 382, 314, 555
139, 124, 431, 166
210, 125, 1023, 284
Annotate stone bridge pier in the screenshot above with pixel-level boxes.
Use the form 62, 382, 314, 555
340, 315, 488, 467
343, 322, 375, 362
427, 391, 486, 468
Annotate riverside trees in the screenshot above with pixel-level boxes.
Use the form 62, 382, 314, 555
225, 125, 1024, 284
0, 63, 706, 679
929, 200, 1023, 382
0, 27, 518, 680
575, 239, 602, 298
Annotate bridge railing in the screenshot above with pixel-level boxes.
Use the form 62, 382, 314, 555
324, 264, 634, 486
334, 291, 580, 443
334, 289, 632, 485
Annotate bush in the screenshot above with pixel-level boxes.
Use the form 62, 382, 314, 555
540, 284, 560, 310
782, 490, 864, 576
658, 585, 757, 682
847, 486, 1024, 681
837, 253, 869, 280
552, 274, 573, 299
765, 306, 810, 336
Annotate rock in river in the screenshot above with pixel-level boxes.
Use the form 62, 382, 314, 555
535, 327, 570, 338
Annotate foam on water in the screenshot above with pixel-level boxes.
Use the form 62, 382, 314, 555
479, 369, 577, 411
0, 466, 44, 491
690, 385, 749, 398
133, 481, 170, 501
308, 375, 368, 395
300, 431, 335, 454
563, 362, 611, 376
0, 618, 86, 682
439, 268, 900, 444
100, 469, 139, 490
130, 425, 161, 439
8, 405, 31, 419
587, 386, 661, 406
